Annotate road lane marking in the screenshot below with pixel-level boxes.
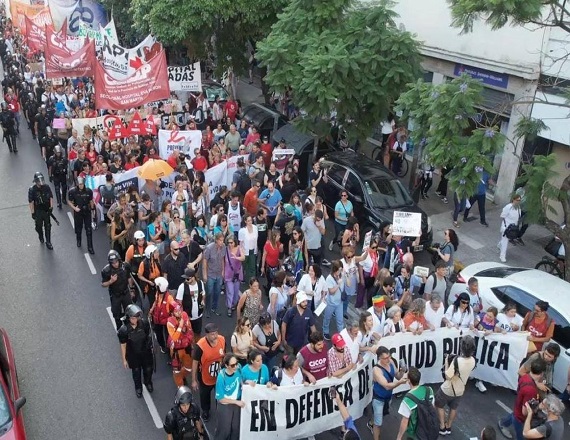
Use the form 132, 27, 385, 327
84, 253, 97, 275
496, 399, 512, 413
106, 306, 162, 429
67, 212, 74, 229
460, 234, 484, 250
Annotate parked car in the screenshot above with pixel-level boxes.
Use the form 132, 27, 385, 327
190, 80, 230, 105
319, 151, 433, 248
0, 328, 26, 439
450, 262, 570, 392
240, 103, 289, 140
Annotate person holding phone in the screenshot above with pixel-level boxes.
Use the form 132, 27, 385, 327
329, 386, 362, 440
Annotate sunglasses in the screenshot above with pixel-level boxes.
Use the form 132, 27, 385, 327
177, 199, 184, 202
371, 246, 378, 250
244, 322, 251, 327
461, 300, 469, 304
172, 248, 180, 251
341, 194, 348, 197
173, 216, 180, 219
228, 362, 238, 368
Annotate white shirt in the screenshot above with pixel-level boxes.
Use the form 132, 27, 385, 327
210, 213, 219, 231
239, 226, 259, 253
227, 202, 242, 231
500, 203, 521, 231
297, 274, 327, 305
424, 302, 445, 328
171, 190, 189, 204
277, 368, 304, 386
496, 313, 523, 332
340, 328, 360, 363
368, 306, 386, 335
444, 305, 474, 328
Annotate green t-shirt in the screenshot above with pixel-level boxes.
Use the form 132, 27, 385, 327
398, 385, 434, 438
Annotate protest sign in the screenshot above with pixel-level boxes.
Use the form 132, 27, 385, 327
240, 354, 374, 439
77, 18, 118, 49
204, 161, 228, 202
100, 33, 161, 81
45, 38, 96, 79
10, 1, 46, 31
52, 118, 66, 129
158, 129, 202, 159
168, 63, 202, 92
392, 211, 422, 236
94, 49, 170, 110
48, 0, 108, 35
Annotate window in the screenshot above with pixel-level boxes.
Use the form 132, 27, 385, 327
0, 385, 11, 431
475, 267, 528, 278
325, 164, 346, 185
345, 172, 363, 198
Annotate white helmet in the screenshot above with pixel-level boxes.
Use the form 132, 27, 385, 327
155, 277, 169, 293
144, 244, 158, 259
134, 230, 145, 240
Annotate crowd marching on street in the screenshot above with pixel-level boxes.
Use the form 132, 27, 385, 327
2, 4, 569, 440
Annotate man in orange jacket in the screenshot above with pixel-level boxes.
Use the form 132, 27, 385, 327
167, 303, 194, 387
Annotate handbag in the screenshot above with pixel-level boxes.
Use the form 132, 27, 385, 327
226, 248, 241, 282
504, 223, 520, 240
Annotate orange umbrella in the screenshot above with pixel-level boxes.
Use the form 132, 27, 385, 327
137, 159, 174, 180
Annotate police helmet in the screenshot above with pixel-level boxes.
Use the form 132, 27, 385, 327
46, 127, 52, 135
125, 304, 143, 319
108, 249, 120, 263
77, 176, 85, 185
54, 145, 63, 155
33, 172, 45, 185
134, 230, 145, 240
174, 386, 193, 405
154, 277, 168, 293
144, 244, 158, 259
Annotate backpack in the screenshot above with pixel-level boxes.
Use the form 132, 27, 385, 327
405, 388, 439, 440
237, 172, 252, 196
441, 355, 475, 396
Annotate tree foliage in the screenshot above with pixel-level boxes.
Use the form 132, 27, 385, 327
127, 0, 286, 74
396, 74, 505, 199
256, 0, 422, 142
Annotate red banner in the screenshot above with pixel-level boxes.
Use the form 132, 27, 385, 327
25, 16, 48, 52
45, 25, 72, 58
107, 116, 128, 140
45, 38, 96, 79
94, 49, 171, 110
144, 115, 158, 135
126, 111, 144, 136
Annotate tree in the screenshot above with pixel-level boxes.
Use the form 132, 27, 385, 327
448, 0, 570, 280
396, 74, 506, 199
256, 0, 422, 143
127, 0, 286, 77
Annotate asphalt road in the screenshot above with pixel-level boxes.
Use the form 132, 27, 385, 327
0, 96, 525, 440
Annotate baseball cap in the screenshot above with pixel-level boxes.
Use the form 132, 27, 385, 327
331, 333, 346, 348
204, 323, 219, 334
296, 291, 308, 304
181, 267, 196, 279
284, 204, 294, 215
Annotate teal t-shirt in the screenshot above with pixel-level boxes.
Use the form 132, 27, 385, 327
334, 200, 353, 225
241, 364, 270, 385
215, 369, 242, 400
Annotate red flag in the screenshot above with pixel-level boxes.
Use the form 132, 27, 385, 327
45, 25, 72, 58
144, 115, 157, 135
94, 49, 171, 110
25, 16, 46, 52
126, 112, 144, 136
45, 38, 95, 79
107, 116, 128, 140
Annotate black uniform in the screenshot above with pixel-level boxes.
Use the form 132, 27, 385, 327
117, 318, 153, 393
68, 185, 94, 250
48, 154, 68, 207
163, 404, 203, 440
101, 261, 133, 330
35, 111, 49, 143
0, 108, 17, 152
40, 134, 58, 163
28, 183, 53, 244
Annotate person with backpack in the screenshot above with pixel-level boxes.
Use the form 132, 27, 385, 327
176, 268, 206, 335
369, 346, 408, 439
396, 367, 438, 440
498, 356, 547, 440
423, 261, 450, 303
522, 300, 555, 353
518, 342, 560, 397
435, 335, 477, 436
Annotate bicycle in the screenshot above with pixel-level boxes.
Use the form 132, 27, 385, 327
370, 145, 409, 177
535, 236, 566, 279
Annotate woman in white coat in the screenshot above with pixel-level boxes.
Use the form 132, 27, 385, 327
498, 194, 522, 263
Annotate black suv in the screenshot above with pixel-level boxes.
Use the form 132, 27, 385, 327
320, 151, 433, 248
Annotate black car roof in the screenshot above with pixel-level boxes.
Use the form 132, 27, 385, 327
322, 151, 396, 180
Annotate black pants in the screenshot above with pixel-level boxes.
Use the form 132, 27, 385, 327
110, 292, 132, 330
436, 169, 449, 196
74, 209, 92, 238
199, 379, 216, 413
215, 403, 241, 440
420, 175, 433, 195
463, 194, 486, 223
153, 323, 167, 351
308, 247, 323, 266
130, 353, 153, 391
34, 210, 51, 241
53, 175, 67, 206
4, 131, 16, 151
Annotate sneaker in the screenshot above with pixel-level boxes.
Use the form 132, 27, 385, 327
435, 191, 442, 197
439, 428, 448, 436
423, 193, 429, 199
212, 309, 221, 316
322, 259, 331, 266
328, 240, 334, 251
442, 197, 448, 204
500, 257, 507, 263
367, 420, 374, 434
476, 380, 487, 393
498, 418, 513, 439
324, 333, 331, 340
481, 221, 489, 227
446, 427, 452, 435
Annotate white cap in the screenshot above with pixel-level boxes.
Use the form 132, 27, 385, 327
296, 291, 309, 304
134, 230, 145, 240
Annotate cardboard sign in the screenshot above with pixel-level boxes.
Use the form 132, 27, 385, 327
392, 211, 422, 237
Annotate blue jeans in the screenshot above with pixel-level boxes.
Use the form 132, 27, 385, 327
323, 302, 344, 335
500, 413, 524, 440
206, 276, 223, 311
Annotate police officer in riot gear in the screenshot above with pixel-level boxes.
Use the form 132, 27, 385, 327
117, 304, 154, 398
40, 126, 58, 163
164, 386, 207, 440
48, 145, 68, 209
28, 172, 54, 250
34, 105, 49, 144
68, 176, 95, 254
0, 101, 17, 152
102, 250, 134, 331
